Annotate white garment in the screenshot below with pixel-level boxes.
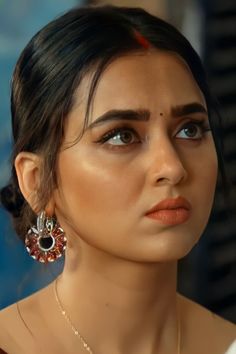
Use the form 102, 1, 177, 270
225, 340, 236, 354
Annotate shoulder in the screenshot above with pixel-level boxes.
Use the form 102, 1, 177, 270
179, 294, 236, 354
0, 299, 37, 354
0, 285, 51, 354
0, 301, 22, 353
0, 302, 19, 346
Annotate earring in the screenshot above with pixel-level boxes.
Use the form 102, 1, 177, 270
25, 211, 67, 263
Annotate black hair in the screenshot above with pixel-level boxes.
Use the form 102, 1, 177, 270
0, 5, 228, 240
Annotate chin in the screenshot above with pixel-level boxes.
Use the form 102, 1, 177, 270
113, 242, 197, 264
122, 229, 201, 263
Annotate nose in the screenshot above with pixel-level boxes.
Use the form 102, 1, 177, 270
147, 137, 188, 186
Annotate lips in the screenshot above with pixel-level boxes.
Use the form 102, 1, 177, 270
145, 196, 191, 225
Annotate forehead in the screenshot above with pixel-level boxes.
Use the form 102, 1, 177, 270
70, 50, 206, 127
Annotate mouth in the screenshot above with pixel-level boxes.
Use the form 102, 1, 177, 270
145, 196, 191, 226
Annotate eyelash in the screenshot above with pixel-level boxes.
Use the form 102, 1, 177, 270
95, 120, 211, 149
96, 126, 140, 147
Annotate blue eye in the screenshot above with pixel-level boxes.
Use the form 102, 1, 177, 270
176, 122, 211, 140
97, 127, 140, 146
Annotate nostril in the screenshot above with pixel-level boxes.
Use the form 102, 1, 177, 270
148, 140, 188, 186
154, 165, 188, 186
157, 177, 166, 183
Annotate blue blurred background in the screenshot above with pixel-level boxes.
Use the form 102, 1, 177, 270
0, 0, 83, 309
0, 0, 236, 323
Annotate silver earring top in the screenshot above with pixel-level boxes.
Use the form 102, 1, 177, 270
37, 211, 46, 237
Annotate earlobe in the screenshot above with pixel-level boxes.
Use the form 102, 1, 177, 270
14, 152, 42, 213
45, 198, 56, 218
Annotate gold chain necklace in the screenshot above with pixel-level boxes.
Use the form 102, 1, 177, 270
54, 278, 181, 354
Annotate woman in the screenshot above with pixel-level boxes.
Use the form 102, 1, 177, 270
0, 5, 235, 354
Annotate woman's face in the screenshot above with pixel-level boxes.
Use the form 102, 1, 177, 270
54, 50, 218, 262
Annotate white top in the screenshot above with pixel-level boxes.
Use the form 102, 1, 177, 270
225, 340, 236, 354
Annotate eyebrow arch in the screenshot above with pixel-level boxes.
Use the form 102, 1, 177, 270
171, 102, 208, 117
87, 109, 150, 129
87, 102, 208, 130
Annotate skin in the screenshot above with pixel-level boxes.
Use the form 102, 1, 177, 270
55, 50, 217, 263
0, 50, 235, 354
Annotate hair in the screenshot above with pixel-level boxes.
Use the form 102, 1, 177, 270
0, 5, 228, 241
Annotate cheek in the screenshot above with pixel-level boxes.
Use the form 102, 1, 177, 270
56, 149, 139, 222
192, 145, 218, 225
200, 145, 218, 195
55, 149, 144, 253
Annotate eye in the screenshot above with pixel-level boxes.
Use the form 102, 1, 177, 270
176, 121, 211, 140
96, 127, 141, 147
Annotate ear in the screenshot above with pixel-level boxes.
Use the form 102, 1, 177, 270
14, 152, 42, 213
44, 198, 55, 218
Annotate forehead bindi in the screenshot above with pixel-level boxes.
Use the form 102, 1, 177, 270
89, 52, 206, 119
67, 51, 206, 138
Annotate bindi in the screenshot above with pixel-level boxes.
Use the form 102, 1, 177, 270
133, 30, 150, 49
159, 112, 164, 116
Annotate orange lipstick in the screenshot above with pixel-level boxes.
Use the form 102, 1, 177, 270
145, 196, 191, 226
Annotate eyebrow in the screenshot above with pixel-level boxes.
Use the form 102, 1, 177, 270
87, 109, 150, 129
87, 102, 208, 129
172, 102, 208, 117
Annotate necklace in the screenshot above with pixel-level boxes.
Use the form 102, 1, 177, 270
54, 278, 181, 354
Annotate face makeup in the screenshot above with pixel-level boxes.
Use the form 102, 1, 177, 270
55, 51, 218, 262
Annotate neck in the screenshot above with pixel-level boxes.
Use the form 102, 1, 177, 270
55, 243, 180, 354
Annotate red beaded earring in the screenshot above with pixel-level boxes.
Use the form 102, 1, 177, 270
25, 211, 67, 263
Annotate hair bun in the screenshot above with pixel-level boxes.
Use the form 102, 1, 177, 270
0, 182, 24, 218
